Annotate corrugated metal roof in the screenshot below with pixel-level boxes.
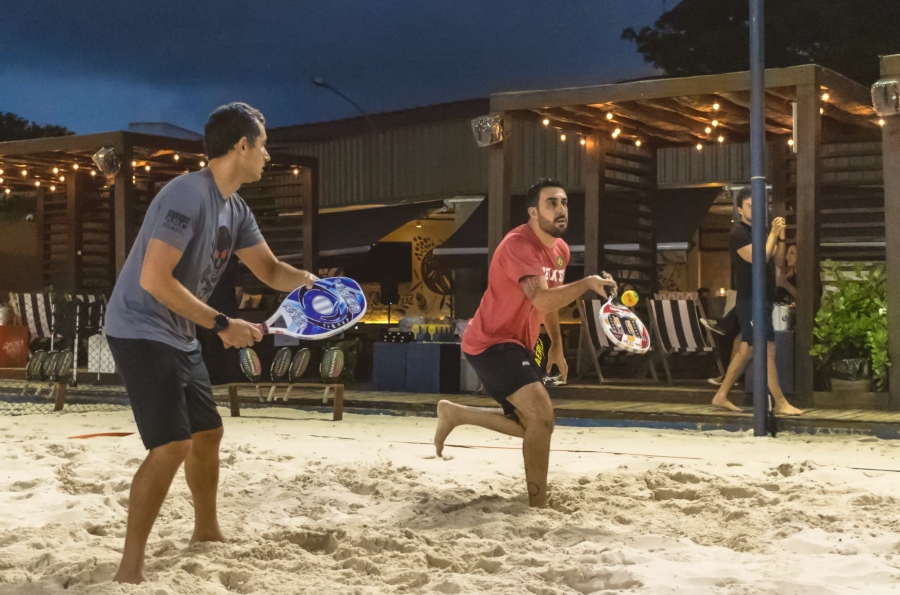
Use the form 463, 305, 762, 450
269, 98, 490, 143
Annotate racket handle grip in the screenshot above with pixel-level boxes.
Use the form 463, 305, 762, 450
258, 322, 269, 336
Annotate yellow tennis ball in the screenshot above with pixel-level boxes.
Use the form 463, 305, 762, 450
621, 290, 639, 307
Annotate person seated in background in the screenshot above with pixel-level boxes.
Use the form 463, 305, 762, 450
776, 243, 798, 303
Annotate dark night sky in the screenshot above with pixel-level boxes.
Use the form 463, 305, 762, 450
2, 1, 665, 134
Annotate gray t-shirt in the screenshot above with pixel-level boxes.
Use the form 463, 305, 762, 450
106, 169, 264, 350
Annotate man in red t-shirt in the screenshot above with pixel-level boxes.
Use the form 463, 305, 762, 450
434, 179, 617, 507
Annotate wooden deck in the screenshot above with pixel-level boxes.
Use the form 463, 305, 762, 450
215, 383, 900, 439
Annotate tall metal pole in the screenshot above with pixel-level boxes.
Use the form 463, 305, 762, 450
749, 0, 768, 435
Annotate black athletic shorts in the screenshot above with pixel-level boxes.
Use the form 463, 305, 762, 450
464, 342, 542, 418
107, 336, 222, 450
735, 296, 775, 345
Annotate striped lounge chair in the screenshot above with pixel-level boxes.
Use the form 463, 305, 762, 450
647, 297, 725, 385
10, 292, 55, 350
575, 296, 658, 383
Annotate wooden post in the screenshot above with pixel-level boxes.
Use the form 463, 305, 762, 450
303, 166, 319, 274
582, 131, 605, 276
228, 384, 241, 417
332, 384, 344, 421
67, 170, 85, 289
53, 382, 67, 411
113, 141, 135, 276
487, 114, 513, 261
881, 54, 900, 409
793, 82, 822, 405
35, 186, 45, 286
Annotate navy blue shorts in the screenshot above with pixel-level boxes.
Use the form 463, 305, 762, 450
464, 342, 542, 417
735, 297, 775, 345
107, 336, 222, 450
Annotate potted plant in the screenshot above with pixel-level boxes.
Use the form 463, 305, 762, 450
810, 260, 890, 392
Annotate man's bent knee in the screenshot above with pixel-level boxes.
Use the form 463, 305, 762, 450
192, 425, 224, 445
151, 439, 192, 465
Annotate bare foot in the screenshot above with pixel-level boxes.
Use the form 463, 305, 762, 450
434, 400, 457, 457
190, 530, 227, 545
114, 568, 146, 584
711, 395, 742, 412
774, 402, 804, 416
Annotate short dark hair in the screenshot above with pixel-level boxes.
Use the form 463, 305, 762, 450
526, 178, 565, 209
736, 186, 753, 207
204, 102, 266, 159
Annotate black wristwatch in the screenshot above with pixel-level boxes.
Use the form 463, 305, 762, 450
212, 313, 229, 334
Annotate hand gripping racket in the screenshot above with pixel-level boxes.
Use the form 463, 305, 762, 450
598, 281, 651, 354
259, 277, 367, 340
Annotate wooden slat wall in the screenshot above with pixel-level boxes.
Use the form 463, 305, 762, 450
600, 143, 657, 296
783, 140, 885, 262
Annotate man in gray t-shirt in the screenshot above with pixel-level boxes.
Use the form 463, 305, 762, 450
106, 103, 318, 584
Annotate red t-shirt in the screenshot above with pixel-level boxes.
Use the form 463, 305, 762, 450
462, 224, 570, 356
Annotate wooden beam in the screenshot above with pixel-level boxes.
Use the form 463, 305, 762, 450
67, 171, 85, 289
491, 65, 818, 112
113, 142, 135, 276
487, 115, 513, 261
534, 108, 600, 134
0, 131, 202, 159
794, 82, 822, 406
582, 132, 604, 276
881, 55, 900, 409
303, 164, 319, 273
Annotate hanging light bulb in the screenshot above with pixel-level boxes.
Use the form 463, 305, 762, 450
559, 133, 567, 142
821, 92, 830, 102
59, 175, 65, 182
878, 119, 886, 127
705, 126, 712, 134
711, 120, 719, 127
606, 112, 614, 120
199, 161, 206, 167
35, 180, 41, 187
73, 164, 79, 170
819, 107, 824, 114
788, 139, 794, 146
713, 102, 720, 111
90, 170, 97, 177
542, 118, 550, 126
4, 188, 10, 195
144, 165, 151, 172
696, 143, 703, 151
579, 137, 586, 146
131, 160, 137, 167
0, 178, 3, 184
717, 135, 725, 143
21, 169, 27, 177
50, 185, 56, 192
635, 139, 642, 147
52, 167, 59, 174
293, 168, 300, 175
173, 154, 180, 162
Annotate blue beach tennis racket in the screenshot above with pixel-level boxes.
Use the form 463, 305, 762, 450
259, 277, 367, 340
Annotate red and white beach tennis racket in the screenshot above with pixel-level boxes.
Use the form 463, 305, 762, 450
598, 284, 651, 354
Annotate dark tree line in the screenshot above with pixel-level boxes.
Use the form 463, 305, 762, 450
0, 112, 73, 142
623, 0, 900, 84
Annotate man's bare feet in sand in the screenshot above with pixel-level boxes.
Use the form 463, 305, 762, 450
711, 395, 742, 412
434, 400, 457, 457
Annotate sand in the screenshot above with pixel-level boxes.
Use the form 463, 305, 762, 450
2, 407, 900, 594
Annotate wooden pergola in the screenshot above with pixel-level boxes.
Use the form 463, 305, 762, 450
881, 54, 900, 408
0, 131, 318, 291
486, 64, 880, 404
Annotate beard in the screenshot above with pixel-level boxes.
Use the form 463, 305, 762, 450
539, 213, 567, 238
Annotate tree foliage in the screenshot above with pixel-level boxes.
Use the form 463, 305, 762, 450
0, 112, 73, 142
623, 0, 900, 84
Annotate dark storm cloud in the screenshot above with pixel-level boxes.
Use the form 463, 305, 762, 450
1, 0, 664, 132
